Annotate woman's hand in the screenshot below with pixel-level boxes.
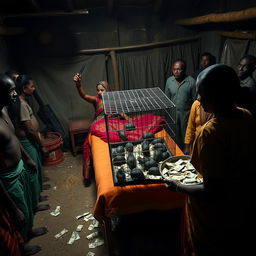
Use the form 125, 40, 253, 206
73, 73, 82, 87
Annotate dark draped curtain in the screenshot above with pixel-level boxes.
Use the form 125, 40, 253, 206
220, 38, 256, 79
117, 40, 200, 91
21, 54, 107, 132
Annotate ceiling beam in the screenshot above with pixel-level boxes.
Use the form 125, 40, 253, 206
2, 9, 89, 19
176, 7, 256, 26
77, 35, 200, 54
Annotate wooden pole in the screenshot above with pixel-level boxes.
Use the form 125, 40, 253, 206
77, 35, 200, 54
176, 7, 256, 26
2, 9, 89, 19
109, 50, 120, 91
77, 36, 200, 91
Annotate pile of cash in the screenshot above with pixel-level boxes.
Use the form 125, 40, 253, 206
161, 157, 203, 185
53, 210, 104, 250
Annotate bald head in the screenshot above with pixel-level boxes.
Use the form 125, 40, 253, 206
0, 74, 17, 108
172, 59, 186, 81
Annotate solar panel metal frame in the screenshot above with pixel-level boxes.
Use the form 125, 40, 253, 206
102, 87, 176, 186
102, 87, 175, 115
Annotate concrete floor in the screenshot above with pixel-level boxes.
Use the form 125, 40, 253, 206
29, 151, 182, 256
29, 152, 108, 256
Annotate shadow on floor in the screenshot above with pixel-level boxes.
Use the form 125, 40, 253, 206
112, 209, 182, 256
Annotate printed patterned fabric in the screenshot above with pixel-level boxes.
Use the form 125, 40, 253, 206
90, 114, 165, 143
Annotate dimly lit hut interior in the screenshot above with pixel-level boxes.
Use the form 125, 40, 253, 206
0, 0, 256, 256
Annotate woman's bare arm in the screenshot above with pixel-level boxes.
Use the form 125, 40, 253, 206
73, 73, 97, 104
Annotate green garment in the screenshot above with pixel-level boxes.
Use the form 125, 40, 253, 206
165, 75, 196, 149
20, 138, 42, 209
0, 160, 33, 242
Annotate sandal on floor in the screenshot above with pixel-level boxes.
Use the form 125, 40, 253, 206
34, 204, 50, 212
24, 245, 41, 256
28, 227, 48, 240
42, 176, 50, 183
42, 184, 51, 190
39, 195, 49, 202
83, 178, 92, 187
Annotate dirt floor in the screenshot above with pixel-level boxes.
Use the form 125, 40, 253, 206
29, 151, 182, 256
29, 152, 108, 256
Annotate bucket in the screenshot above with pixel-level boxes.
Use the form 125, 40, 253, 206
41, 132, 64, 166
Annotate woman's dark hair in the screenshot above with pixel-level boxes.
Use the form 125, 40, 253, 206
15, 74, 33, 95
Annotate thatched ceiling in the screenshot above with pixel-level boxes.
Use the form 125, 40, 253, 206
0, 0, 190, 17
0, 0, 255, 31
2, 0, 254, 18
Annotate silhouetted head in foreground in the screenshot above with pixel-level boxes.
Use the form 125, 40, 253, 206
197, 64, 240, 114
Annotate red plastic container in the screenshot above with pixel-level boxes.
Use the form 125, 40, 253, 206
41, 132, 64, 166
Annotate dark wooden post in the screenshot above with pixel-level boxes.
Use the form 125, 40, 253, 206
109, 50, 120, 91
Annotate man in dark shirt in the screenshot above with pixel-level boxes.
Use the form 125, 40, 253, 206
236, 55, 256, 117
193, 52, 216, 80
237, 55, 256, 89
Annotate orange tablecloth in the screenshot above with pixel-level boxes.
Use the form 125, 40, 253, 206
90, 132, 186, 222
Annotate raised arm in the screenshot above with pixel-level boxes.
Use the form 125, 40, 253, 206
73, 73, 97, 104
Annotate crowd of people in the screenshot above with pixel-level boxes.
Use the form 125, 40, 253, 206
0, 73, 51, 256
165, 53, 256, 153
1, 52, 256, 255
165, 57, 256, 255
